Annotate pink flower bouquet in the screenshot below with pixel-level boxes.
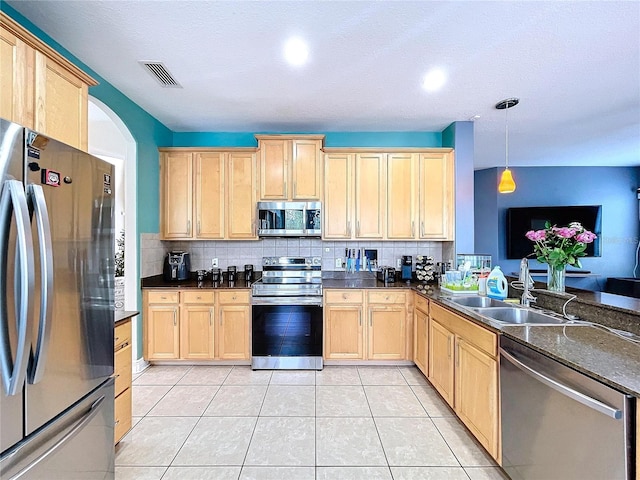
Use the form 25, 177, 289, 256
525, 221, 597, 269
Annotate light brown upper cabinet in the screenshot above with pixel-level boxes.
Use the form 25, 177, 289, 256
159, 148, 257, 240
1, 13, 97, 151
418, 151, 455, 240
323, 148, 453, 241
256, 135, 324, 201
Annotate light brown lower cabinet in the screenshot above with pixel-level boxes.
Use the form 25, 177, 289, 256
428, 302, 500, 461
413, 294, 429, 376
324, 289, 410, 360
114, 319, 132, 445
143, 289, 250, 361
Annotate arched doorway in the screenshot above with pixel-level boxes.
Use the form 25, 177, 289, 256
88, 97, 144, 370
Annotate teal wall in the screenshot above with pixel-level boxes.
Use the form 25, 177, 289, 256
172, 131, 442, 148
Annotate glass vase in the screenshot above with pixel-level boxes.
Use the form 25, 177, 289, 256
546, 264, 566, 292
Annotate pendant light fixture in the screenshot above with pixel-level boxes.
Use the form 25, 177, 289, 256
496, 98, 519, 193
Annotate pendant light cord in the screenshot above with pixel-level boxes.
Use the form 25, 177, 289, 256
505, 103, 509, 170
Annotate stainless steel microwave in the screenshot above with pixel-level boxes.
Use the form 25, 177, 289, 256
257, 201, 321, 237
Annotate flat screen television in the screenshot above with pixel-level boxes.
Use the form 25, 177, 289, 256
506, 205, 602, 259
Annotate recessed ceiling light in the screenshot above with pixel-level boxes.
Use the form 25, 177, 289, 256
422, 68, 446, 92
284, 37, 309, 67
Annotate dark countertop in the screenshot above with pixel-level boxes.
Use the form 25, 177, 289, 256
141, 274, 253, 290
115, 310, 138, 325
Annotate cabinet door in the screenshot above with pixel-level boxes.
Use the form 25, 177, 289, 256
418, 152, 454, 240
181, 305, 215, 359
161, 152, 193, 239
323, 153, 353, 239
367, 305, 405, 360
195, 152, 224, 239
387, 153, 417, 239
413, 307, 428, 375
34, 52, 88, 151
218, 305, 250, 360
146, 305, 180, 360
428, 320, 454, 406
227, 152, 257, 239
291, 139, 321, 200
354, 153, 385, 238
455, 337, 499, 458
0, 26, 33, 127
259, 139, 288, 200
324, 305, 363, 359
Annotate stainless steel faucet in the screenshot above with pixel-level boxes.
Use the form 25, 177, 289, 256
519, 258, 536, 306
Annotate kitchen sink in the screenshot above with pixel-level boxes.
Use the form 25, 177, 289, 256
471, 307, 568, 325
447, 296, 509, 308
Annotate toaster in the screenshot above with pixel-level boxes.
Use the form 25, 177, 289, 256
377, 267, 396, 283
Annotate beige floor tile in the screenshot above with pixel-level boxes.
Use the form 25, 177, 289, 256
224, 366, 273, 385
173, 417, 257, 466
147, 385, 219, 416
245, 417, 315, 466
316, 417, 386, 466
317, 466, 393, 479
364, 385, 427, 417
391, 466, 470, 479
115, 417, 198, 466
316, 366, 362, 385
432, 417, 496, 467
411, 385, 455, 417
358, 367, 407, 385
271, 370, 316, 385
240, 466, 315, 480
464, 466, 511, 480
133, 365, 191, 385
398, 366, 429, 385
177, 365, 232, 385
316, 386, 371, 417
260, 385, 315, 416
162, 466, 242, 479
203, 385, 267, 416
131, 416, 143, 429
375, 417, 458, 466
131, 385, 171, 417
114, 466, 166, 480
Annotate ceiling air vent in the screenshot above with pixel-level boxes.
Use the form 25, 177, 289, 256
139, 61, 182, 88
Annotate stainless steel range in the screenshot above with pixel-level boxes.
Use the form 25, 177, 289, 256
251, 256, 323, 370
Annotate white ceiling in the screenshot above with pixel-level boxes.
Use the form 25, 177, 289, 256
7, 0, 640, 169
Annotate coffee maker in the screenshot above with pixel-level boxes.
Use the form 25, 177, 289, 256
163, 251, 191, 281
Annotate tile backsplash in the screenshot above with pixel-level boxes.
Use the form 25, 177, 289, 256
140, 233, 453, 278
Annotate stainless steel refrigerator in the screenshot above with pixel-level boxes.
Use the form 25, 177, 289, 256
0, 118, 115, 479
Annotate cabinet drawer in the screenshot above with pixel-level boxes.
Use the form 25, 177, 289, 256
325, 289, 364, 304
182, 291, 215, 304
218, 290, 250, 304
431, 303, 497, 358
147, 290, 179, 304
414, 293, 429, 313
114, 343, 132, 397
368, 290, 407, 304
114, 320, 131, 350
114, 386, 132, 444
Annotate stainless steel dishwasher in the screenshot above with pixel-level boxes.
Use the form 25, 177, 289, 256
500, 336, 635, 480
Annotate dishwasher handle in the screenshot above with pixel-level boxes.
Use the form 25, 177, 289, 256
500, 348, 623, 419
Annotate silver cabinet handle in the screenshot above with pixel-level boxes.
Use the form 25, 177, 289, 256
421, 221, 425, 237
358, 311, 362, 326
0, 180, 35, 396
197, 220, 201, 235
284, 180, 288, 197
347, 220, 351, 237
455, 342, 460, 367
501, 349, 623, 419
412, 221, 415, 237
447, 335, 451, 359
27, 184, 53, 384
10, 396, 105, 479
187, 220, 191, 233
293, 182, 297, 198
173, 310, 177, 326
210, 309, 213, 326
356, 220, 361, 237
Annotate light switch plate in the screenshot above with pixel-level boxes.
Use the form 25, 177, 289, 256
335, 258, 343, 269
212, 258, 218, 267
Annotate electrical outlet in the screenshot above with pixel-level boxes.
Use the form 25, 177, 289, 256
212, 258, 218, 267
335, 258, 343, 269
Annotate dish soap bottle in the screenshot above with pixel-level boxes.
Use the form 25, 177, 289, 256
486, 266, 508, 300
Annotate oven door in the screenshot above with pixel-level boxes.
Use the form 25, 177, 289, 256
251, 296, 323, 370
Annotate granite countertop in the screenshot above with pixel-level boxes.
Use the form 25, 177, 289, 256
115, 310, 138, 325
141, 274, 253, 290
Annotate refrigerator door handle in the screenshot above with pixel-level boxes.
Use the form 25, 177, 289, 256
7, 396, 106, 480
27, 184, 54, 384
0, 179, 35, 396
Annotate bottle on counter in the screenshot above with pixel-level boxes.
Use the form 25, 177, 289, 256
486, 266, 508, 300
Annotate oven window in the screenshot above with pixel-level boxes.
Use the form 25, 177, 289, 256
252, 305, 323, 357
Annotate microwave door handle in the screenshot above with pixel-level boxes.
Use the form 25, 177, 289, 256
27, 185, 53, 384
0, 180, 35, 396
